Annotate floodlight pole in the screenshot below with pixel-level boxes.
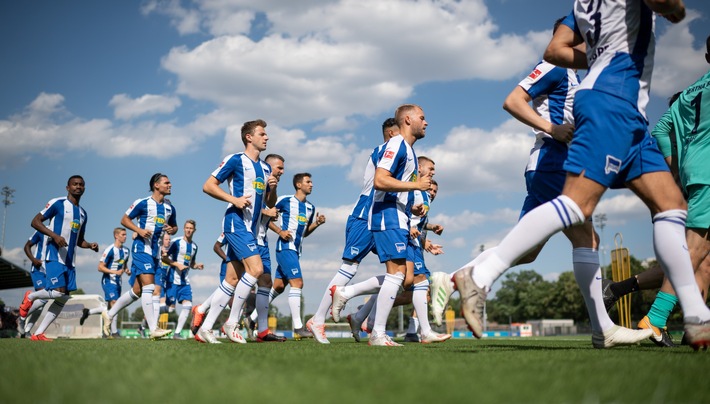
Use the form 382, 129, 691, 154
1, 186, 15, 250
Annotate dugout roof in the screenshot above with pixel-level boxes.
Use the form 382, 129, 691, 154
0, 257, 33, 290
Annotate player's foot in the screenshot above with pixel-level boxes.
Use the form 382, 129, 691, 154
601, 279, 619, 312
368, 331, 402, 347
430, 271, 454, 327
101, 312, 111, 337
222, 322, 246, 344
19, 291, 32, 318
196, 328, 221, 344
306, 318, 329, 344
453, 266, 487, 338
330, 285, 348, 322
17, 317, 26, 336
293, 327, 313, 340
149, 328, 173, 340
256, 329, 287, 342
30, 333, 53, 342
684, 317, 710, 351
110, 332, 122, 339
637, 315, 676, 348
190, 306, 205, 336
23, 331, 31, 339
592, 325, 652, 349
347, 314, 362, 342
172, 333, 186, 340
403, 333, 420, 343
79, 308, 90, 326
421, 331, 452, 344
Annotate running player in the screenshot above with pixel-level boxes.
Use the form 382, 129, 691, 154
20, 175, 99, 341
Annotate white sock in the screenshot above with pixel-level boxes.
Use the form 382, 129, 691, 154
353, 296, 377, 325
34, 295, 70, 335
289, 287, 303, 329
312, 261, 358, 324
341, 275, 384, 299
27, 299, 48, 317
255, 287, 271, 333
29, 289, 64, 301
25, 308, 44, 333
224, 273, 258, 325
175, 303, 191, 334
152, 296, 161, 329
89, 306, 105, 315
372, 273, 405, 335
141, 285, 156, 331
572, 247, 613, 332
111, 313, 118, 334
108, 289, 139, 319
201, 280, 236, 330
198, 291, 215, 314
473, 196, 584, 291
412, 280, 431, 335
653, 210, 710, 322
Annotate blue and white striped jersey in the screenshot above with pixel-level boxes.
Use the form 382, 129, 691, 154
275, 195, 315, 255
409, 189, 430, 248
564, 0, 656, 119
518, 61, 579, 172
211, 152, 272, 235
256, 214, 272, 247
369, 135, 418, 231
100, 245, 129, 285
216, 232, 231, 260
350, 143, 387, 220
28, 231, 46, 272
167, 236, 198, 285
39, 197, 88, 268
125, 197, 177, 259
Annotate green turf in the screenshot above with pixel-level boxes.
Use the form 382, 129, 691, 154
1, 336, 706, 403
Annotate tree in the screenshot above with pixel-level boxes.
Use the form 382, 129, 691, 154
486, 270, 554, 323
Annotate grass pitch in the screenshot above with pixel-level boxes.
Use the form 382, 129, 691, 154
1, 335, 707, 403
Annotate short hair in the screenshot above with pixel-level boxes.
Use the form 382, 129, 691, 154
149, 173, 167, 192
394, 104, 422, 127
293, 172, 312, 190
67, 175, 84, 186
382, 117, 397, 134
113, 227, 126, 236
418, 156, 434, 166
264, 153, 285, 163
669, 91, 682, 107
553, 17, 565, 34
241, 119, 267, 146
431, 179, 438, 186
185, 219, 196, 228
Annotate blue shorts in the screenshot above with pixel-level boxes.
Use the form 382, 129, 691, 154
341, 216, 376, 262
30, 268, 46, 290
155, 265, 168, 289
372, 229, 410, 263
565, 90, 668, 189
168, 284, 193, 304
45, 261, 76, 292
131, 252, 159, 276
165, 282, 176, 305
259, 244, 272, 275
520, 170, 566, 219
224, 231, 260, 261
219, 261, 228, 283
407, 243, 429, 277
275, 249, 302, 280
102, 280, 121, 301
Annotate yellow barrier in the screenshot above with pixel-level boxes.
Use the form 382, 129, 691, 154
610, 233, 632, 328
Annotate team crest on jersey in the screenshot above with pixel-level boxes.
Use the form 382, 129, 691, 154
291, 268, 299, 276
50, 277, 59, 285
415, 262, 423, 270
395, 243, 406, 253
350, 247, 360, 256
155, 215, 166, 228
253, 177, 266, 195
70, 219, 81, 233
528, 68, 542, 80
297, 214, 308, 225
383, 150, 395, 160
604, 155, 622, 175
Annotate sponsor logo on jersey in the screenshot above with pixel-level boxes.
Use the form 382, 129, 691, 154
155, 215, 166, 228
528, 68, 542, 79
604, 155, 622, 175
184, 254, 192, 262
395, 242, 406, 252
70, 219, 81, 233
383, 150, 395, 160
297, 214, 308, 225
410, 173, 418, 182
253, 177, 266, 194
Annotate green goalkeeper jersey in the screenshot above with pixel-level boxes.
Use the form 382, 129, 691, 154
652, 70, 710, 190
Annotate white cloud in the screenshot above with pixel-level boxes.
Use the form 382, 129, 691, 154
109, 94, 181, 120
141, 0, 203, 35
595, 191, 648, 225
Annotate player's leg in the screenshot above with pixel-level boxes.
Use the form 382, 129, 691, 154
198, 260, 239, 342
331, 275, 384, 322
603, 265, 665, 311
32, 263, 73, 340
174, 292, 192, 339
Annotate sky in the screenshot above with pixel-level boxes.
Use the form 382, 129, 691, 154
1, 0, 709, 318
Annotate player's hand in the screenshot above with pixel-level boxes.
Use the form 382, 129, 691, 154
279, 230, 293, 241
53, 234, 68, 248
315, 213, 326, 225
410, 227, 420, 240
262, 207, 278, 218
412, 203, 426, 217
125, 268, 131, 276
89, 242, 99, 252
431, 224, 444, 235
31, 258, 42, 268
416, 175, 432, 191
551, 123, 574, 143
662, 4, 685, 23
267, 174, 279, 188
137, 228, 152, 240
195, 263, 204, 270
233, 195, 252, 209
426, 243, 444, 255
116, 269, 124, 276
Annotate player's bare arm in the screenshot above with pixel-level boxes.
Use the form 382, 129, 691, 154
31, 213, 67, 248
544, 24, 586, 70
503, 86, 574, 143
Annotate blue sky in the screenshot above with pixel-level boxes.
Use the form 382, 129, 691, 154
1, 0, 709, 316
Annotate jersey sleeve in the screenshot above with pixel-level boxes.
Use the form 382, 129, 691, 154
167, 241, 178, 261
40, 198, 62, 221
377, 138, 406, 175
651, 108, 674, 158
101, 246, 114, 265
519, 62, 566, 100
29, 231, 42, 246
211, 154, 239, 184
561, 10, 580, 37
125, 198, 144, 219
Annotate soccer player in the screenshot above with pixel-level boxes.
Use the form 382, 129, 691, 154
454, 0, 710, 350
81, 227, 129, 337
306, 118, 399, 344
19, 175, 99, 341
196, 119, 276, 344
154, 232, 172, 326
103, 173, 177, 340
163, 220, 204, 339
18, 231, 48, 337
270, 173, 326, 339
367, 104, 430, 347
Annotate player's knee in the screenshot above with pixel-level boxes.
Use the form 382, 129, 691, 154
554, 195, 586, 227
